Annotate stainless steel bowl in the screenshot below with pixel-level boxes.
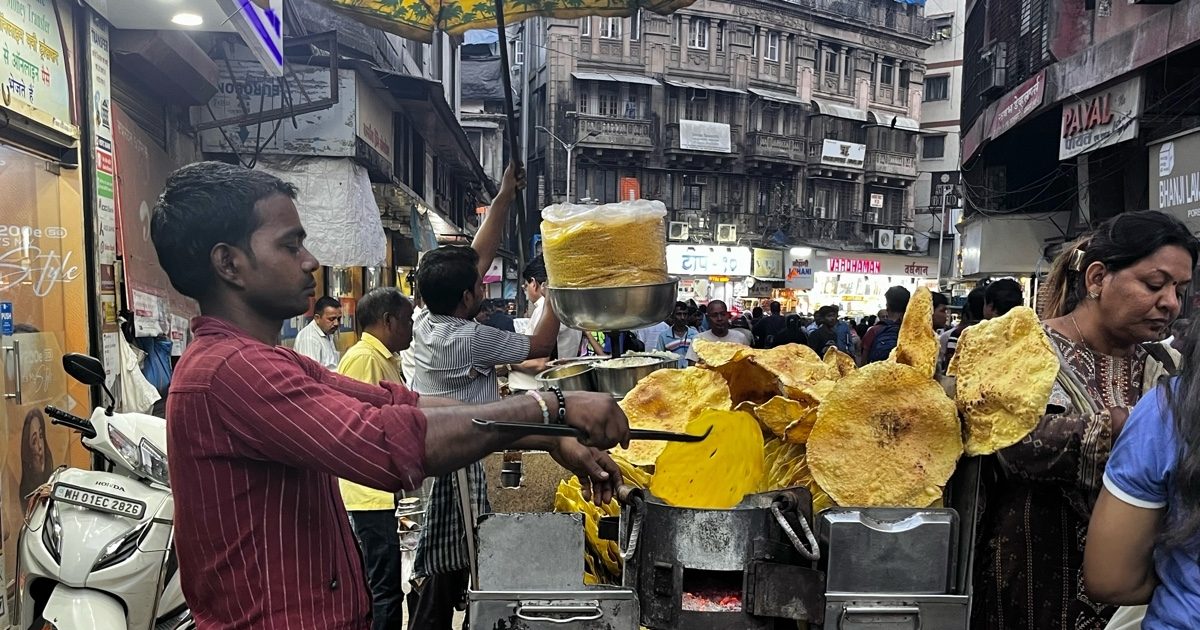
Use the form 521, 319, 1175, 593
548, 278, 679, 331
535, 363, 596, 392
591, 356, 676, 398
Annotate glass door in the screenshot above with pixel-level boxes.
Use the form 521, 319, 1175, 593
0, 144, 90, 598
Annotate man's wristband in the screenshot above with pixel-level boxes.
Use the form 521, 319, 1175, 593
525, 389, 551, 424
549, 387, 567, 425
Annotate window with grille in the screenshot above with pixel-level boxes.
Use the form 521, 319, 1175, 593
930, 15, 953, 41
672, 15, 681, 44
716, 22, 724, 51
881, 57, 895, 84
577, 84, 590, 114
924, 76, 949, 101
682, 183, 704, 210
761, 106, 779, 133
765, 31, 779, 61
685, 90, 708, 120
690, 18, 709, 49
922, 135, 946, 159
581, 17, 590, 35
601, 17, 621, 39
630, 11, 641, 40
825, 48, 838, 73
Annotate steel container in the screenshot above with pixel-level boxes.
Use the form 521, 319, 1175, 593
548, 278, 679, 331
591, 356, 676, 397
535, 363, 595, 392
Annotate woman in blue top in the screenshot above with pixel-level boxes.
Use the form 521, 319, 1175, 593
1085, 319, 1200, 628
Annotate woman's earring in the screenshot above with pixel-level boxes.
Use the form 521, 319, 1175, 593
1089, 290, 1101, 300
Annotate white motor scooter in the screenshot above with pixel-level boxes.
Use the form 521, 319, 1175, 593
15, 353, 187, 630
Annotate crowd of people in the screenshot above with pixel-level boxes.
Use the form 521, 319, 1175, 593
146, 157, 1200, 630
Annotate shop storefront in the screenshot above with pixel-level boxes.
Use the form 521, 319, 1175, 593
667, 244, 753, 306
0, 0, 94, 609
799, 252, 939, 318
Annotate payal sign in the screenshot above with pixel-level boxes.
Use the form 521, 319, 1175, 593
1059, 77, 1141, 160
667, 245, 752, 277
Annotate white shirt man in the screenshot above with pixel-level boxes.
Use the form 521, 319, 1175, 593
292, 296, 342, 369
508, 295, 583, 390
684, 300, 752, 363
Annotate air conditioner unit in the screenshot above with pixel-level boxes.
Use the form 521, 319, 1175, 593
814, 206, 828, 219
668, 221, 690, 241
980, 42, 1007, 97
872, 229, 895, 250
894, 233, 915, 252
716, 223, 738, 243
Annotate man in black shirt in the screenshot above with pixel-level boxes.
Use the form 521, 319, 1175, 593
807, 305, 840, 357
753, 301, 789, 348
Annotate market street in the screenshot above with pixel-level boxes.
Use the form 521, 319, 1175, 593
4, 0, 1200, 628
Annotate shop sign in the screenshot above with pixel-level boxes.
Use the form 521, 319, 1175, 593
87, 16, 116, 268
870, 193, 884, 208
820, 139, 866, 169
903, 263, 931, 276
708, 275, 730, 283
198, 62, 357, 157
666, 244, 751, 276
678, 120, 732, 153
751, 248, 784, 280
991, 70, 1045, 140
827, 257, 882, 274
785, 258, 814, 290
1150, 127, 1200, 233
355, 79, 394, 167
0, 0, 72, 133
1059, 76, 1141, 160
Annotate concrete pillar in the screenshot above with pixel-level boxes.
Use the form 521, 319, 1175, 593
758, 28, 767, 74
709, 20, 718, 66
591, 17, 600, 55
623, 15, 631, 57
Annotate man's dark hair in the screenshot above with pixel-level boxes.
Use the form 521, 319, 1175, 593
752, 306, 764, 318
885, 286, 911, 314
985, 279, 1024, 317
314, 296, 341, 316
932, 291, 950, 309
417, 245, 480, 315
964, 286, 987, 322
357, 288, 411, 331
769, 301, 782, 314
817, 305, 839, 318
151, 161, 298, 300
706, 300, 728, 313
523, 255, 548, 284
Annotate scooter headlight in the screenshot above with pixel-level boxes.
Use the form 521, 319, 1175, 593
41, 502, 62, 563
93, 521, 151, 572
108, 424, 141, 473
138, 438, 169, 487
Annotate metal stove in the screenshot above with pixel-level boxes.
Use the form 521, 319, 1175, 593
618, 487, 825, 630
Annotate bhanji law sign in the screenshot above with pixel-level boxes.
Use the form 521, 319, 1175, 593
1150, 127, 1200, 233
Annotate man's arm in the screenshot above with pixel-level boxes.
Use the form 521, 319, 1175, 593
527, 298, 561, 359
472, 164, 523, 277
212, 345, 628, 492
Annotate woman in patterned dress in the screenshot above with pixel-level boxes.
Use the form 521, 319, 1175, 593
971, 211, 1198, 630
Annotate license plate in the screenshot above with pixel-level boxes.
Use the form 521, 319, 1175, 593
52, 483, 146, 519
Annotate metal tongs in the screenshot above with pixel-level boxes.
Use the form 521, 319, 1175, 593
471, 419, 712, 443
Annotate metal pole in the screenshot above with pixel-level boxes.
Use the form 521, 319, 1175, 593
566, 145, 573, 203
936, 188, 948, 289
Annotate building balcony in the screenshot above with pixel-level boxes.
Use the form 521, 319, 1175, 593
794, 0, 931, 39
744, 131, 807, 166
865, 150, 918, 180
792, 216, 865, 244
575, 114, 655, 151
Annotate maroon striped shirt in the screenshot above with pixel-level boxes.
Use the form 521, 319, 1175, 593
168, 317, 428, 630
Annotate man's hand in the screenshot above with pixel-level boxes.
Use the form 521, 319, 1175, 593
562, 391, 630, 450
499, 162, 527, 200
549, 438, 622, 506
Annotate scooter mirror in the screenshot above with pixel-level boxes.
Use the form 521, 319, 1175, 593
63, 353, 106, 387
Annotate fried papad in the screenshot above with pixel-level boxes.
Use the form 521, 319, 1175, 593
823, 347, 858, 378
616, 367, 733, 465
752, 396, 808, 439
693, 338, 752, 368
808, 362, 962, 507
650, 409, 766, 509
951, 306, 1058, 456
890, 286, 940, 378
763, 439, 835, 514
750, 344, 837, 390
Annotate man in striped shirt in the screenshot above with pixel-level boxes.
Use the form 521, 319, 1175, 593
151, 162, 630, 630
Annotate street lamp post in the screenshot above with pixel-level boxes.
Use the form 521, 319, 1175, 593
537, 125, 600, 203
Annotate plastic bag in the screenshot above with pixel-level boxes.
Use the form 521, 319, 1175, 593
540, 200, 668, 288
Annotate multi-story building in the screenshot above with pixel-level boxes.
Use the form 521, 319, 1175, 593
519, 0, 939, 309
913, 0, 965, 282
959, 0, 1200, 293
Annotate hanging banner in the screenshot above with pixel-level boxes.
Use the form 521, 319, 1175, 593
1059, 76, 1141, 160
88, 15, 116, 267
785, 256, 814, 290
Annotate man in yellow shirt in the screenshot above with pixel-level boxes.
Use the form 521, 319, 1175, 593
337, 287, 414, 630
